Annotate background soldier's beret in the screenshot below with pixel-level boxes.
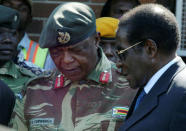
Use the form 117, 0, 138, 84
39, 2, 96, 48
0, 5, 20, 29
0, 0, 32, 12
96, 17, 119, 40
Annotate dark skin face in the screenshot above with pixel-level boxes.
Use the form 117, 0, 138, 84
110, 0, 138, 18
49, 35, 100, 82
116, 27, 166, 89
2, 0, 32, 39
0, 27, 18, 66
100, 39, 119, 63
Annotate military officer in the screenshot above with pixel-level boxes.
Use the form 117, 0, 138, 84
12, 2, 137, 130
0, 5, 40, 128
0, 0, 56, 70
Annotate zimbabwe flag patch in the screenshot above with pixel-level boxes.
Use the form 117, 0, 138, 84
112, 106, 129, 119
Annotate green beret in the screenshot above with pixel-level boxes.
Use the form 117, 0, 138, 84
39, 2, 96, 48
0, 5, 20, 29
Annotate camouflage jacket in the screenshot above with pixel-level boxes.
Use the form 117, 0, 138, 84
13, 50, 137, 131
0, 61, 38, 128
0, 61, 37, 98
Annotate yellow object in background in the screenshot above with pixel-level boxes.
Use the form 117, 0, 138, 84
96, 17, 119, 38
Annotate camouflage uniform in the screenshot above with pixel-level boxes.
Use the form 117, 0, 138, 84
0, 61, 38, 129
14, 49, 137, 131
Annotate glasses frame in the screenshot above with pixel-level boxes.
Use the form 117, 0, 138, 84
117, 41, 144, 55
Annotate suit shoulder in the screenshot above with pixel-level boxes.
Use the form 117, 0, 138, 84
173, 67, 186, 88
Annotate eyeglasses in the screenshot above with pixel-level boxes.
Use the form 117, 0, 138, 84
116, 41, 144, 60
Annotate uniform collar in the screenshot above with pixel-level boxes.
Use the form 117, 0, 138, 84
0, 61, 20, 78
17, 33, 30, 51
87, 47, 115, 83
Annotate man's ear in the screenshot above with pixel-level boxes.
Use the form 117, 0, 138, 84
144, 39, 158, 58
95, 32, 101, 47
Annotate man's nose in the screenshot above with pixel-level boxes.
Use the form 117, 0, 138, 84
1, 35, 12, 44
63, 51, 74, 64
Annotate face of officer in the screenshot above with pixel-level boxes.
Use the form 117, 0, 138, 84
0, 27, 18, 63
2, 0, 32, 31
49, 34, 99, 82
100, 39, 119, 63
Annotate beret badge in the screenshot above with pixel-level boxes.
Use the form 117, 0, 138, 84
57, 31, 70, 44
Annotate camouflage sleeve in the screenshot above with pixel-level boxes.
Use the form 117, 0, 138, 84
10, 95, 28, 131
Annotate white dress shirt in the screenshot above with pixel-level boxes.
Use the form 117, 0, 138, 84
144, 56, 180, 94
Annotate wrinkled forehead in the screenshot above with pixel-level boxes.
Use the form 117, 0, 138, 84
116, 27, 131, 48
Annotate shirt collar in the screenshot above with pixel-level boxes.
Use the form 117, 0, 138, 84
87, 47, 115, 83
17, 33, 30, 51
144, 56, 181, 94
0, 61, 20, 78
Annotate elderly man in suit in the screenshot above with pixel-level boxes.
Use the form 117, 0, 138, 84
116, 4, 186, 131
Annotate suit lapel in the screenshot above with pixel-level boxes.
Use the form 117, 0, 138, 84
123, 59, 186, 130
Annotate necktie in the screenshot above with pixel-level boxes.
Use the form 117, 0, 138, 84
134, 89, 146, 111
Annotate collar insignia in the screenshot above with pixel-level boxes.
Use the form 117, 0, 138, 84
58, 31, 70, 44
54, 74, 64, 89
99, 71, 110, 84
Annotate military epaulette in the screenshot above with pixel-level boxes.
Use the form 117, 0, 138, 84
99, 71, 110, 84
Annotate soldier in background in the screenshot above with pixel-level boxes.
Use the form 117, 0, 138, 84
101, 0, 140, 19
96, 17, 120, 63
101, 0, 175, 19
0, 0, 56, 70
12, 2, 137, 130
0, 5, 40, 128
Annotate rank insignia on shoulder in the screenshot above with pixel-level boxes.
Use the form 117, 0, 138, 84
112, 106, 129, 119
99, 71, 110, 84
54, 74, 64, 89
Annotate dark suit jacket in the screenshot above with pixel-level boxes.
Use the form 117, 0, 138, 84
119, 58, 186, 131
0, 80, 15, 126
